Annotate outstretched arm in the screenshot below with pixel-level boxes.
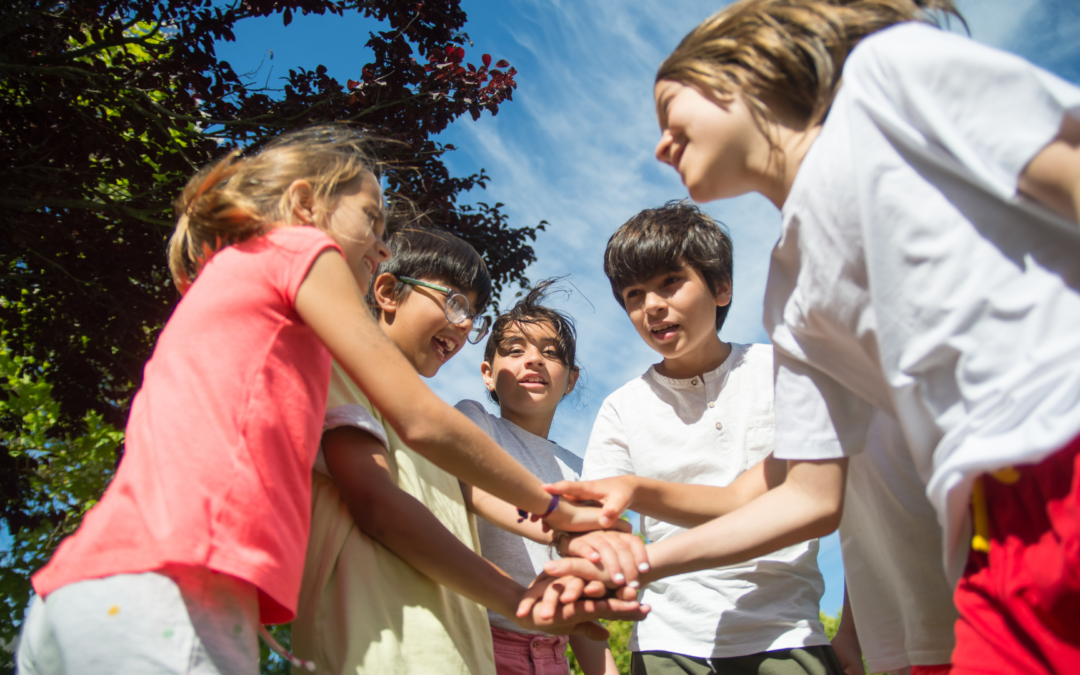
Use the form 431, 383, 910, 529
1019, 113, 1080, 224
323, 426, 645, 636
545, 454, 787, 529
462, 482, 646, 588
568, 635, 620, 675
295, 252, 603, 532
532, 458, 846, 607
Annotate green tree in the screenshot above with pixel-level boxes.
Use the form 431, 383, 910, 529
0, 308, 122, 668
0, 1, 541, 668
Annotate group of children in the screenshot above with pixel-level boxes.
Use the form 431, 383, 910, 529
14, 0, 1080, 674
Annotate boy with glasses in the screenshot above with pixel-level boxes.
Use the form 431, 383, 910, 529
291, 226, 642, 674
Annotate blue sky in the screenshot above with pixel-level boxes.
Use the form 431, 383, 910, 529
216, 0, 1080, 616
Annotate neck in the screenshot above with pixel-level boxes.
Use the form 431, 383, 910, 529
500, 406, 555, 439
758, 122, 821, 209
656, 335, 732, 381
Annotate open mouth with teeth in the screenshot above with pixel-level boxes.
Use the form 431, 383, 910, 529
650, 322, 679, 341
431, 335, 458, 362
518, 375, 548, 389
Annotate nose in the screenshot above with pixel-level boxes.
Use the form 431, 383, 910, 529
374, 238, 391, 262
644, 290, 666, 314
655, 131, 673, 166
523, 346, 545, 367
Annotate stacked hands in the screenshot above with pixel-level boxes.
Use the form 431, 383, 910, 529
514, 476, 646, 640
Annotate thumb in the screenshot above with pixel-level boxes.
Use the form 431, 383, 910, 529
570, 621, 610, 641
544, 480, 601, 502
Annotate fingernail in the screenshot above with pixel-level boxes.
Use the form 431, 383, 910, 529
613, 573, 625, 583
628, 580, 640, 589
638, 562, 650, 572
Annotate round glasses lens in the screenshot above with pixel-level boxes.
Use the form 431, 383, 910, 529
445, 294, 470, 324
469, 316, 491, 344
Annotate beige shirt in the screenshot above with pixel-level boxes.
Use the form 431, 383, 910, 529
291, 362, 496, 675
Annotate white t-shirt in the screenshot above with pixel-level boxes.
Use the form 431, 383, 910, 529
765, 21, 1080, 583
840, 413, 957, 673
454, 399, 584, 634
584, 343, 829, 658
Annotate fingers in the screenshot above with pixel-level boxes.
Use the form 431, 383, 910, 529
582, 580, 608, 598
558, 576, 586, 605
544, 480, 602, 502
611, 519, 633, 533
612, 584, 639, 602
580, 533, 634, 588
544, 556, 607, 584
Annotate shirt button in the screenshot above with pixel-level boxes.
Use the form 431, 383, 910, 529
691, 378, 698, 385
708, 401, 715, 408
715, 422, 723, 430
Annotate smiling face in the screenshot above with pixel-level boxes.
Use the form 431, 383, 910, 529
374, 273, 475, 378
654, 79, 768, 203
323, 172, 390, 295
621, 263, 731, 376
481, 320, 578, 428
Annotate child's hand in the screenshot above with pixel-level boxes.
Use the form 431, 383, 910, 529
544, 497, 630, 533
544, 476, 638, 529
541, 555, 616, 589
514, 573, 647, 638
557, 530, 650, 590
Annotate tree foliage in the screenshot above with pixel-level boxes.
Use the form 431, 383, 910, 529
0, 0, 542, 659
0, 0, 542, 435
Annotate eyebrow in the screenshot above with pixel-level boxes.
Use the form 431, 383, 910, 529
656, 91, 672, 127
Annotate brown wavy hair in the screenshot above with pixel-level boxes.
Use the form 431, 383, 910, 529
169, 125, 388, 294
658, 0, 964, 146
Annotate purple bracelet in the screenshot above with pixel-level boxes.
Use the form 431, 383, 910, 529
517, 494, 560, 523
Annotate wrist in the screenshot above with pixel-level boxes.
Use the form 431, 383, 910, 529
551, 530, 573, 557
519, 494, 559, 523
493, 578, 527, 622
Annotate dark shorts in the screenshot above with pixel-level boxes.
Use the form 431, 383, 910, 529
630, 645, 844, 675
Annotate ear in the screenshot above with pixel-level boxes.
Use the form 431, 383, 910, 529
286, 180, 316, 224
371, 272, 402, 317
714, 280, 733, 308
564, 366, 580, 396
480, 360, 496, 392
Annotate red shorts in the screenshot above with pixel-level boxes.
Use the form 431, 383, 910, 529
952, 435, 1080, 674
910, 666, 952, 675
490, 625, 570, 675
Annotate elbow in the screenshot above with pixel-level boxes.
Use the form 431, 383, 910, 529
809, 496, 844, 539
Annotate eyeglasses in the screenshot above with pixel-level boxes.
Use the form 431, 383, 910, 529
398, 277, 491, 344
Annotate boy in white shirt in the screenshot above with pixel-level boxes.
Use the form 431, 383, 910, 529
582, 202, 841, 675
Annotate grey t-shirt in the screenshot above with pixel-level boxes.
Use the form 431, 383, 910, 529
454, 399, 582, 633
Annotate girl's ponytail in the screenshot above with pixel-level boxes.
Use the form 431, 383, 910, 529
167, 125, 387, 294
169, 151, 263, 294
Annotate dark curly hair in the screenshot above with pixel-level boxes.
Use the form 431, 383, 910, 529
483, 279, 579, 405
604, 200, 734, 331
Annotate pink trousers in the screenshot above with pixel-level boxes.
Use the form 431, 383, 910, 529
491, 625, 570, 675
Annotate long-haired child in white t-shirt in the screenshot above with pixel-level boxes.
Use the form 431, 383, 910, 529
456, 281, 647, 675
539, 2, 1080, 674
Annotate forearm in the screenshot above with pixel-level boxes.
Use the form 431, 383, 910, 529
295, 254, 553, 515
638, 459, 845, 582
464, 482, 554, 545
631, 456, 783, 527
351, 483, 524, 619
569, 635, 616, 675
